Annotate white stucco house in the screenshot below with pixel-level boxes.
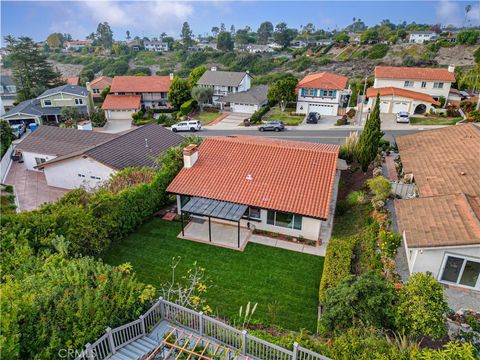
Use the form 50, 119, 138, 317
366, 87, 440, 115
408, 31, 438, 44
102, 95, 141, 121
144, 40, 169, 52
167, 136, 343, 249
15, 123, 183, 190
220, 85, 269, 114
197, 68, 252, 105
64, 40, 93, 51
395, 124, 480, 296
295, 72, 350, 116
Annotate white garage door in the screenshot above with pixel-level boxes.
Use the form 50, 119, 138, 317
308, 103, 336, 116
107, 109, 135, 120
392, 102, 410, 113
380, 101, 390, 113
231, 103, 256, 114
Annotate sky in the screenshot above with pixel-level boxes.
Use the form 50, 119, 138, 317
1, 0, 480, 43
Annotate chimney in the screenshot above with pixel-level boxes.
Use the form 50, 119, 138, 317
448, 64, 455, 73
211, 66, 217, 72
169, 73, 174, 80
183, 144, 199, 169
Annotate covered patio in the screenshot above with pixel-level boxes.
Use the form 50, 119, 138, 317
179, 197, 251, 250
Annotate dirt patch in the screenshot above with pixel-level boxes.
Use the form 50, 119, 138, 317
435, 45, 476, 67
48, 60, 83, 77
337, 164, 372, 201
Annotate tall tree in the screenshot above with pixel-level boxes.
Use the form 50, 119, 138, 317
273, 22, 295, 47
5, 36, 62, 102
168, 76, 191, 109
217, 31, 234, 51
181, 22, 193, 49
211, 26, 219, 37
191, 86, 213, 111
235, 29, 250, 46
188, 65, 207, 87
257, 21, 273, 44
355, 93, 383, 172
267, 78, 298, 111
46, 33, 62, 48
126, 30, 131, 40
96, 22, 113, 48
230, 25, 236, 36
220, 23, 226, 32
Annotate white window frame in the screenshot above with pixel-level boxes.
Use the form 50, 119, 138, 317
404, 81, 414, 88
43, 99, 53, 107
92, 89, 100, 94
438, 253, 480, 290
421, 81, 427, 88
433, 82, 444, 89
75, 98, 84, 105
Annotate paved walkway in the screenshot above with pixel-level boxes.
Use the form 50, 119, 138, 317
4, 161, 68, 211
249, 235, 326, 256
98, 119, 133, 133
207, 112, 251, 130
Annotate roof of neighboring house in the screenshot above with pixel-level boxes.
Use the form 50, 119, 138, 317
110, 76, 172, 93
374, 66, 456, 82
2, 98, 88, 119
409, 31, 437, 35
65, 41, 92, 46
38, 123, 183, 170
90, 76, 113, 88
63, 77, 80, 85
197, 70, 250, 87
366, 87, 441, 105
396, 124, 480, 197
167, 136, 340, 220
296, 72, 348, 91
15, 126, 116, 157
102, 94, 142, 110
38, 84, 90, 99
220, 85, 269, 105
395, 193, 480, 248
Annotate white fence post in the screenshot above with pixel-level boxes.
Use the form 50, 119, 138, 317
198, 311, 204, 336
292, 342, 299, 360
85, 343, 94, 359
106, 327, 116, 354
159, 297, 165, 319
241, 330, 247, 355
139, 315, 146, 335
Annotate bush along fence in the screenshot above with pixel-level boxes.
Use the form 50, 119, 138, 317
76, 298, 331, 360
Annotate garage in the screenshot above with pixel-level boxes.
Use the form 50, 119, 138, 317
380, 101, 390, 113
366, 87, 441, 115
220, 85, 269, 115
102, 95, 141, 121
307, 103, 337, 116
230, 103, 257, 114
392, 101, 410, 113
105, 109, 136, 120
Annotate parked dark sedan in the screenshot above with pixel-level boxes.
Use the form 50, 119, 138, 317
258, 121, 285, 132
306, 112, 320, 124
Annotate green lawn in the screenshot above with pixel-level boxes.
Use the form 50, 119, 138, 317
194, 111, 221, 125
102, 218, 323, 332
410, 116, 462, 126
264, 107, 304, 126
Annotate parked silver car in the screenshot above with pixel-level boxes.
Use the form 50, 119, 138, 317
171, 120, 202, 132
396, 112, 410, 123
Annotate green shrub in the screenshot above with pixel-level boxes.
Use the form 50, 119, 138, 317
90, 108, 107, 127
467, 110, 480, 122
378, 229, 402, 258
250, 105, 270, 124
367, 176, 391, 202
367, 43, 389, 59
346, 191, 366, 206
180, 99, 197, 116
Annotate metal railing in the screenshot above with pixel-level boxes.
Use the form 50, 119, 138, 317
75, 298, 330, 360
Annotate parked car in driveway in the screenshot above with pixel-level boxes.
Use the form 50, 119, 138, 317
11, 124, 26, 139
396, 112, 410, 123
171, 120, 202, 132
258, 121, 285, 132
306, 112, 320, 124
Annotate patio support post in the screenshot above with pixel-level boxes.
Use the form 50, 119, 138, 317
208, 216, 212, 242
292, 342, 299, 360
106, 327, 116, 354
181, 211, 184, 236
241, 330, 247, 354
237, 221, 240, 248
198, 311, 204, 336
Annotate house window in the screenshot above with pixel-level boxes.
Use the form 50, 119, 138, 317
266, 210, 302, 230
421, 82, 427, 88
43, 99, 52, 106
75, 98, 84, 105
35, 157, 46, 166
90, 176, 101, 180
404, 81, 414, 87
440, 255, 480, 289
243, 207, 261, 221
78, 174, 86, 178
433, 82, 444, 89
92, 89, 100, 94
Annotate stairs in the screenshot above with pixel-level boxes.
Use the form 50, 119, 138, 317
109, 336, 158, 360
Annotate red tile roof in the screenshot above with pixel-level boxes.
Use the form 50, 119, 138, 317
167, 136, 340, 219
102, 94, 141, 110
63, 77, 80, 85
90, 76, 113, 88
110, 76, 172, 93
395, 193, 480, 248
375, 66, 456, 82
296, 72, 348, 92
366, 87, 441, 105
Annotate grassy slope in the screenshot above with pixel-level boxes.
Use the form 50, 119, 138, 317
195, 111, 221, 125
410, 117, 462, 126
102, 218, 323, 332
264, 107, 304, 126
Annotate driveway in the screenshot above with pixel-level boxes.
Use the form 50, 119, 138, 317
98, 119, 134, 133
208, 112, 250, 130
297, 115, 340, 129
4, 161, 68, 211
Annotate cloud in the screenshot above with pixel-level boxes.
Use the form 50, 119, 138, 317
436, 0, 480, 27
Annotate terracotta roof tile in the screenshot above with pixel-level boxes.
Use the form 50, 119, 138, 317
102, 94, 141, 110
375, 66, 456, 82
63, 76, 79, 85
395, 193, 480, 248
90, 76, 113, 88
296, 72, 348, 92
366, 87, 441, 105
396, 124, 480, 197
167, 136, 340, 219
110, 76, 172, 93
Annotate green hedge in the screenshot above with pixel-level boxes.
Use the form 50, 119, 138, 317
180, 99, 197, 116
319, 236, 357, 304
250, 105, 271, 124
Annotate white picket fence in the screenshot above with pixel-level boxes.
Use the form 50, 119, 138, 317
76, 298, 330, 360
0, 144, 14, 183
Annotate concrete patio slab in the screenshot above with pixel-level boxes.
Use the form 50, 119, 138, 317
98, 119, 134, 133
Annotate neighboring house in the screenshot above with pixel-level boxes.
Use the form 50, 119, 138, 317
408, 31, 438, 43
144, 40, 169, 52
220, 85, 269, 114
15, 123, 183, 190
63, 77, 80, 85
102, 95, 141, 121
315, 38, 333, 46
1, 84, 93, 126
295, 72, 350, 116
373, 66, 456, 103
64, 40, 93, 51
291, 39, 309, 48
395, 124, 480, 293
87, 76, 113, 99
197, 68, 252, 105
189, 43, 218, 51
0, 75, 16, 115
167, 136, 342, 246
246, 44, 274, 53
347, 33, 361, 44
366, 87, 440, 114
127, 39, 142, 51
109, 75, 173, 108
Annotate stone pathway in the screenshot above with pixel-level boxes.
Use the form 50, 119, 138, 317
249, 235, 326, 256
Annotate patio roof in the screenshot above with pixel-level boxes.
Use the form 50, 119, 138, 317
182, 197, 247, 222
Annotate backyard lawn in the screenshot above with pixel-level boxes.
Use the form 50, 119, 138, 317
264, 107, 304, 126
194, 111, 221, 125
102, 218, 323, 332
410, 116, 462, 126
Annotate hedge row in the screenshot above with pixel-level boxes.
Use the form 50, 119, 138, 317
250, 105, 271, 124
180, 99, 197, 116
